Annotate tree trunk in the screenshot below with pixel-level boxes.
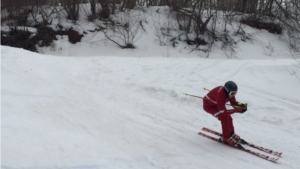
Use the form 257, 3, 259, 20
241, 0, 247, 12
90, 0, 96, 15
125, 0, 136, 9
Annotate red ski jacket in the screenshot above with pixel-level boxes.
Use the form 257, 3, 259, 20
204, 86, 239, 117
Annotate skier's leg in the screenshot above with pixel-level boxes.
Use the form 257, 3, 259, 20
218, 115, 233, 141
203, 99, 219, 116
218, 114, 241, 146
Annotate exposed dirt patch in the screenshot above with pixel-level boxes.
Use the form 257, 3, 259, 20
56, 28, 84, 44
240, 19, 282, 34
186, 38, 208, 46
1, 26, 84, 52
1, 27, 37, 52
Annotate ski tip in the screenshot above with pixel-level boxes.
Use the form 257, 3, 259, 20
270, 157, 280, 163
272, 152, 282, 157
198, 131, 206, 135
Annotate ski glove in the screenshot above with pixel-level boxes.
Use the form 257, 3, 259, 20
234, 107, 244, 113
238, 103, 247, 108
238, 103, 247, 113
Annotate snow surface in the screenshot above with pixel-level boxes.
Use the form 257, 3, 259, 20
2, 45, 300, 169
1, 6, 300, 169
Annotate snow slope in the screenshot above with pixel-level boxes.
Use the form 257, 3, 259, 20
1, 46, 300, 169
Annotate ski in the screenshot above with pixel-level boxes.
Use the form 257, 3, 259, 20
202, 127, 282, 157
198, 131, 279, 163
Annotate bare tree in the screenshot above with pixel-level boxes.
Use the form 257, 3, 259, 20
123, 0, 136, 10
30, 0, 62, 26
1, 0, 38, 26
153, 8, 178, 46
102, 12, 142, 48
96, 0, 112, 19
251, 0, 300, 52
171, 0, 237, 55
61, 0, 81, 22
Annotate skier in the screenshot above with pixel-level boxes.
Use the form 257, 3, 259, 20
203, 81, 247, 147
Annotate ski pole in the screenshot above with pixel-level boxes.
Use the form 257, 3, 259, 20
184, 93, 241, 107
183, 93, 204, 99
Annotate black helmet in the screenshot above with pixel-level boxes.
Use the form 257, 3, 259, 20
224, 81, 238, 97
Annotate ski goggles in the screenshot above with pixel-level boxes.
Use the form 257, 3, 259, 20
229, 91, 237, 96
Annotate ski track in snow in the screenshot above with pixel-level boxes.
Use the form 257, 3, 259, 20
1, 46, 300, 169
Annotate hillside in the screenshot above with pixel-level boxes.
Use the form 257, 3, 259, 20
1, 46, 300, 169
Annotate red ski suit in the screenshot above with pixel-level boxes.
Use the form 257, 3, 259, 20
203, 86, 239, 140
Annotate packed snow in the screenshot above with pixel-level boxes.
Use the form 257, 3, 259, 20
1, 6, 300, 169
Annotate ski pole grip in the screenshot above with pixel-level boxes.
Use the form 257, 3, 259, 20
203, 87, 210, 91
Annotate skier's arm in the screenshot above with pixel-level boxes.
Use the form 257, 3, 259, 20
216, 96, 236, 116
229, 96, 239, 107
